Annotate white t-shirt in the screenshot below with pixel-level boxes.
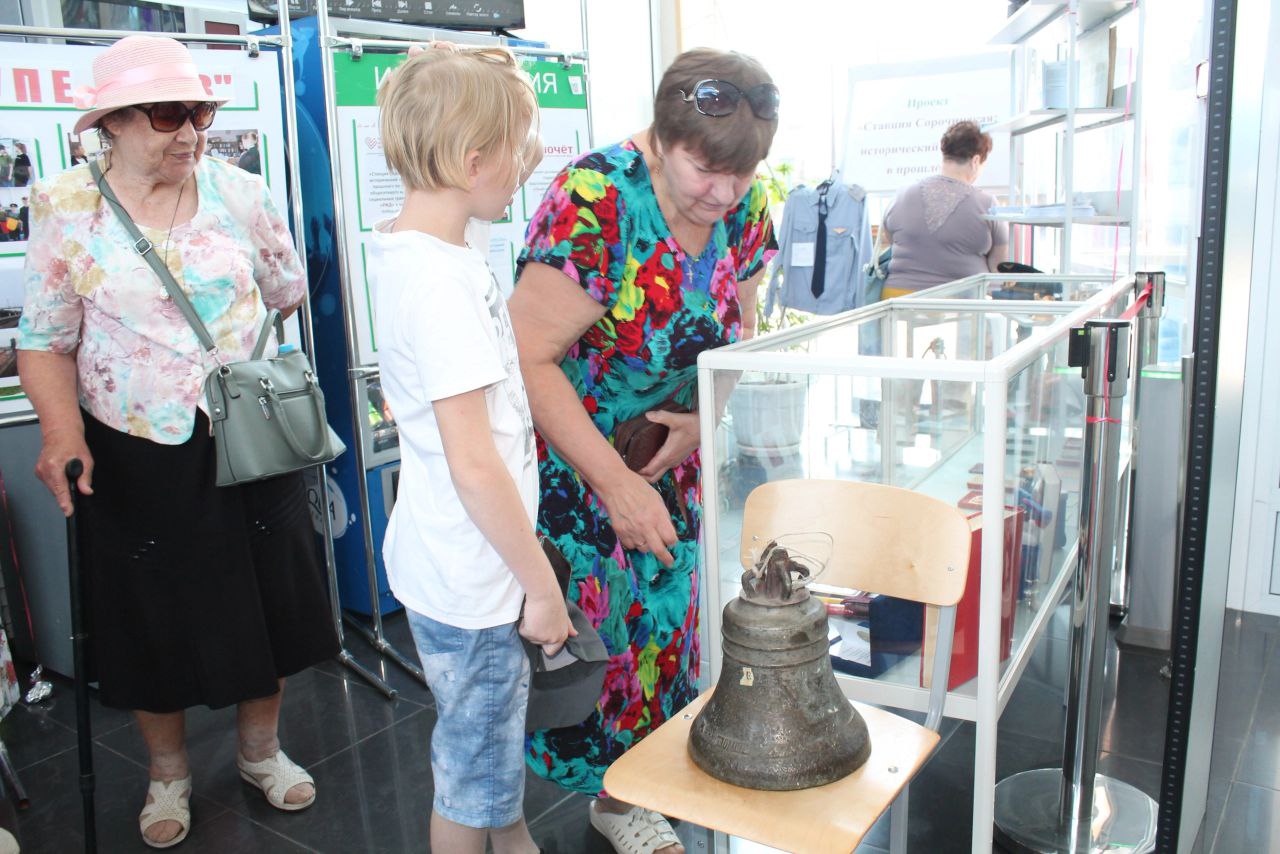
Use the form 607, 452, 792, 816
369, 221, 537, 628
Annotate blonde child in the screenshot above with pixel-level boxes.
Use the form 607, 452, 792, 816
369, 46, 572, 854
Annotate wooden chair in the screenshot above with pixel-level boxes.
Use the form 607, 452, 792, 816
603, 478, 972, 854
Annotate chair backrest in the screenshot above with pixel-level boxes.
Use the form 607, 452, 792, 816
740, 479, 972, 607
740, 478, 973, 729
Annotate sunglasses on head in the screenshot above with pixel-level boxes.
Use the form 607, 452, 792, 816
678, 79, 780, 121
132, 101, 218, 133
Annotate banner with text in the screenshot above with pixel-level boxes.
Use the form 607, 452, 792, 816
839, 53, 1011, 194
0, 43, 288, 417
332, 52, 590, 366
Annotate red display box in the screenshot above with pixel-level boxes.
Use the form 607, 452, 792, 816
920, 506, 1024, 690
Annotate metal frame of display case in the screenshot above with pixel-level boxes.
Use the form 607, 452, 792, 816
697, 275, 1135, 853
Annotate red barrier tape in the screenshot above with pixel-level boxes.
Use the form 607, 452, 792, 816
1120, 283, 1153, 321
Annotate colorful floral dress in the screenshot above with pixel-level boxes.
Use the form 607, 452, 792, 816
518, 139, 776, 795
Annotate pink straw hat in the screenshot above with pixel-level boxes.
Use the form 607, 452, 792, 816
73, 35, 230, 135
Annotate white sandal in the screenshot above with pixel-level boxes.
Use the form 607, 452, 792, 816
236, 750, 316, 812
589, 801, 682, 854
139, 776, 192, 849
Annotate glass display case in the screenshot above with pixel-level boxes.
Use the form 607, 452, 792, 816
908, 271, 1117, 304
697, 275, 1138, 850
697, 276, 1133, 720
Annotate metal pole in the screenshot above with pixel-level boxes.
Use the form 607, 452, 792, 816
993, 319, 1157, 853
0, 24, 282, 46
275, 3, 395, 700
315, 3, 426, 686
1061, 0, 1078, 274
65, 460, 95, 854
1115, 272, 1166, 617
1060, 320, 1130, 843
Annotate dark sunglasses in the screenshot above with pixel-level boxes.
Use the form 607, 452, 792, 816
133, 101, 218, 133
678, 79, 780, 121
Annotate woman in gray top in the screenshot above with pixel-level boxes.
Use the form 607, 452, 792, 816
880, 121, 1007, 296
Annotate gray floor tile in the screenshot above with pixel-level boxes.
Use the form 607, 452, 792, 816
1097, 645, 1169, 765
96, 666, 422, 812
234, 706, 437, 853
181, 809, 315, 853
13, 673, 137, 742
1231, 660, 1280, 792
1211, 781, 1280, 854
314, 611, 436, 708
6, 741, 228, 854
1200, 775, 1232, 854
0, 702, 78, 773
1098, 752, 1163, 800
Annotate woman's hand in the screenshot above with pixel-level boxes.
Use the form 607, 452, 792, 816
598, 470, 678, 567
636, 410, 701, 483
35, 427, 94, 517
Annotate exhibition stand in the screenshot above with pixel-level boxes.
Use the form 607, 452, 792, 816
286, 6, 592, 688
0, 15, 387, 698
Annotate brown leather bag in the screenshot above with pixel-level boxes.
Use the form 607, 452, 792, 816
612, 401, 689, 472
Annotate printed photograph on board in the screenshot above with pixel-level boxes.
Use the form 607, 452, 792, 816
0, 190, 28, 245
66, 132, 104, 167
366, 378, 399, 454
0, 268, 20, 380
205, 128, 263, 175
0, 138, 35, 188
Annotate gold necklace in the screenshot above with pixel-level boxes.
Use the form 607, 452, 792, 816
163, 177, 186, 272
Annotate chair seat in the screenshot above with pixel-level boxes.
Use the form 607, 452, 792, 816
603, 690, 940, 854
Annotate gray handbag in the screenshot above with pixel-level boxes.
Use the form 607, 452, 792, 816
92, 160, 345, 486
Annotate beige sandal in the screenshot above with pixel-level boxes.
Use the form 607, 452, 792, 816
236, 750, 315, 812
589, 801, 682, 854
139, 776, 191, 849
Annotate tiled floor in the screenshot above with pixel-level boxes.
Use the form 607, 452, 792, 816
1196, 610, 1280, 853
0, 606, 1169, 853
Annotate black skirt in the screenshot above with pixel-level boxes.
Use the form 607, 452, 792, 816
80, 410, 339, 713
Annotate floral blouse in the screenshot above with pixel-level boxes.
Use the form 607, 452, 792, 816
18, 158, 305, 444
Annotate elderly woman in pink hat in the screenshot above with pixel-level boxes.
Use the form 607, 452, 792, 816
16, 35, 338, 848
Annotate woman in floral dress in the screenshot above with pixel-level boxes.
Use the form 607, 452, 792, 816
508, 49, 778, 854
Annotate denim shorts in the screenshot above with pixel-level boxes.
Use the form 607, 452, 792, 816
406, 609, 530, 829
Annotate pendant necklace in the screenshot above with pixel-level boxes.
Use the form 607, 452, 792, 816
162, 177, 186, 273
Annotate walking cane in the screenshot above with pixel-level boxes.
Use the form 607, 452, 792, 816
65, 459, 96, 853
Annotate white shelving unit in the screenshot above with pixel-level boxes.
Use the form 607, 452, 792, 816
985, 0, 1145, 274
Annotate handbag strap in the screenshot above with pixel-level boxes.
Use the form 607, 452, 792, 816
251, 310, 285, 361
90, 159, 221, 357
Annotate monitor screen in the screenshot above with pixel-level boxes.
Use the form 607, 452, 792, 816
253, 0, 526, 28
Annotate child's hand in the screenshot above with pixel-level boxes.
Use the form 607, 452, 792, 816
520, 593, 576, 657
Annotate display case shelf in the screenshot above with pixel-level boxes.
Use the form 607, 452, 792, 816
989, 0, 1067, 45
990, 0, 1145, 275
983, 213, 1131, 227
985, 107, 1131, 136
987, 0, 1136, 45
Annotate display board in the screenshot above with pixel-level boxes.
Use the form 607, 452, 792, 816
839, 53, 1011, 194
332, 51, 589, 366
0, 42, 288, 417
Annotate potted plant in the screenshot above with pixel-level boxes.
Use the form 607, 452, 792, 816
729, 162, 811, 452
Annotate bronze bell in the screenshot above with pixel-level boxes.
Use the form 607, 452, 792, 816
689, 539, 871, 790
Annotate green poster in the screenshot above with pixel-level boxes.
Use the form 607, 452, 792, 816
333, 53, 586, 111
